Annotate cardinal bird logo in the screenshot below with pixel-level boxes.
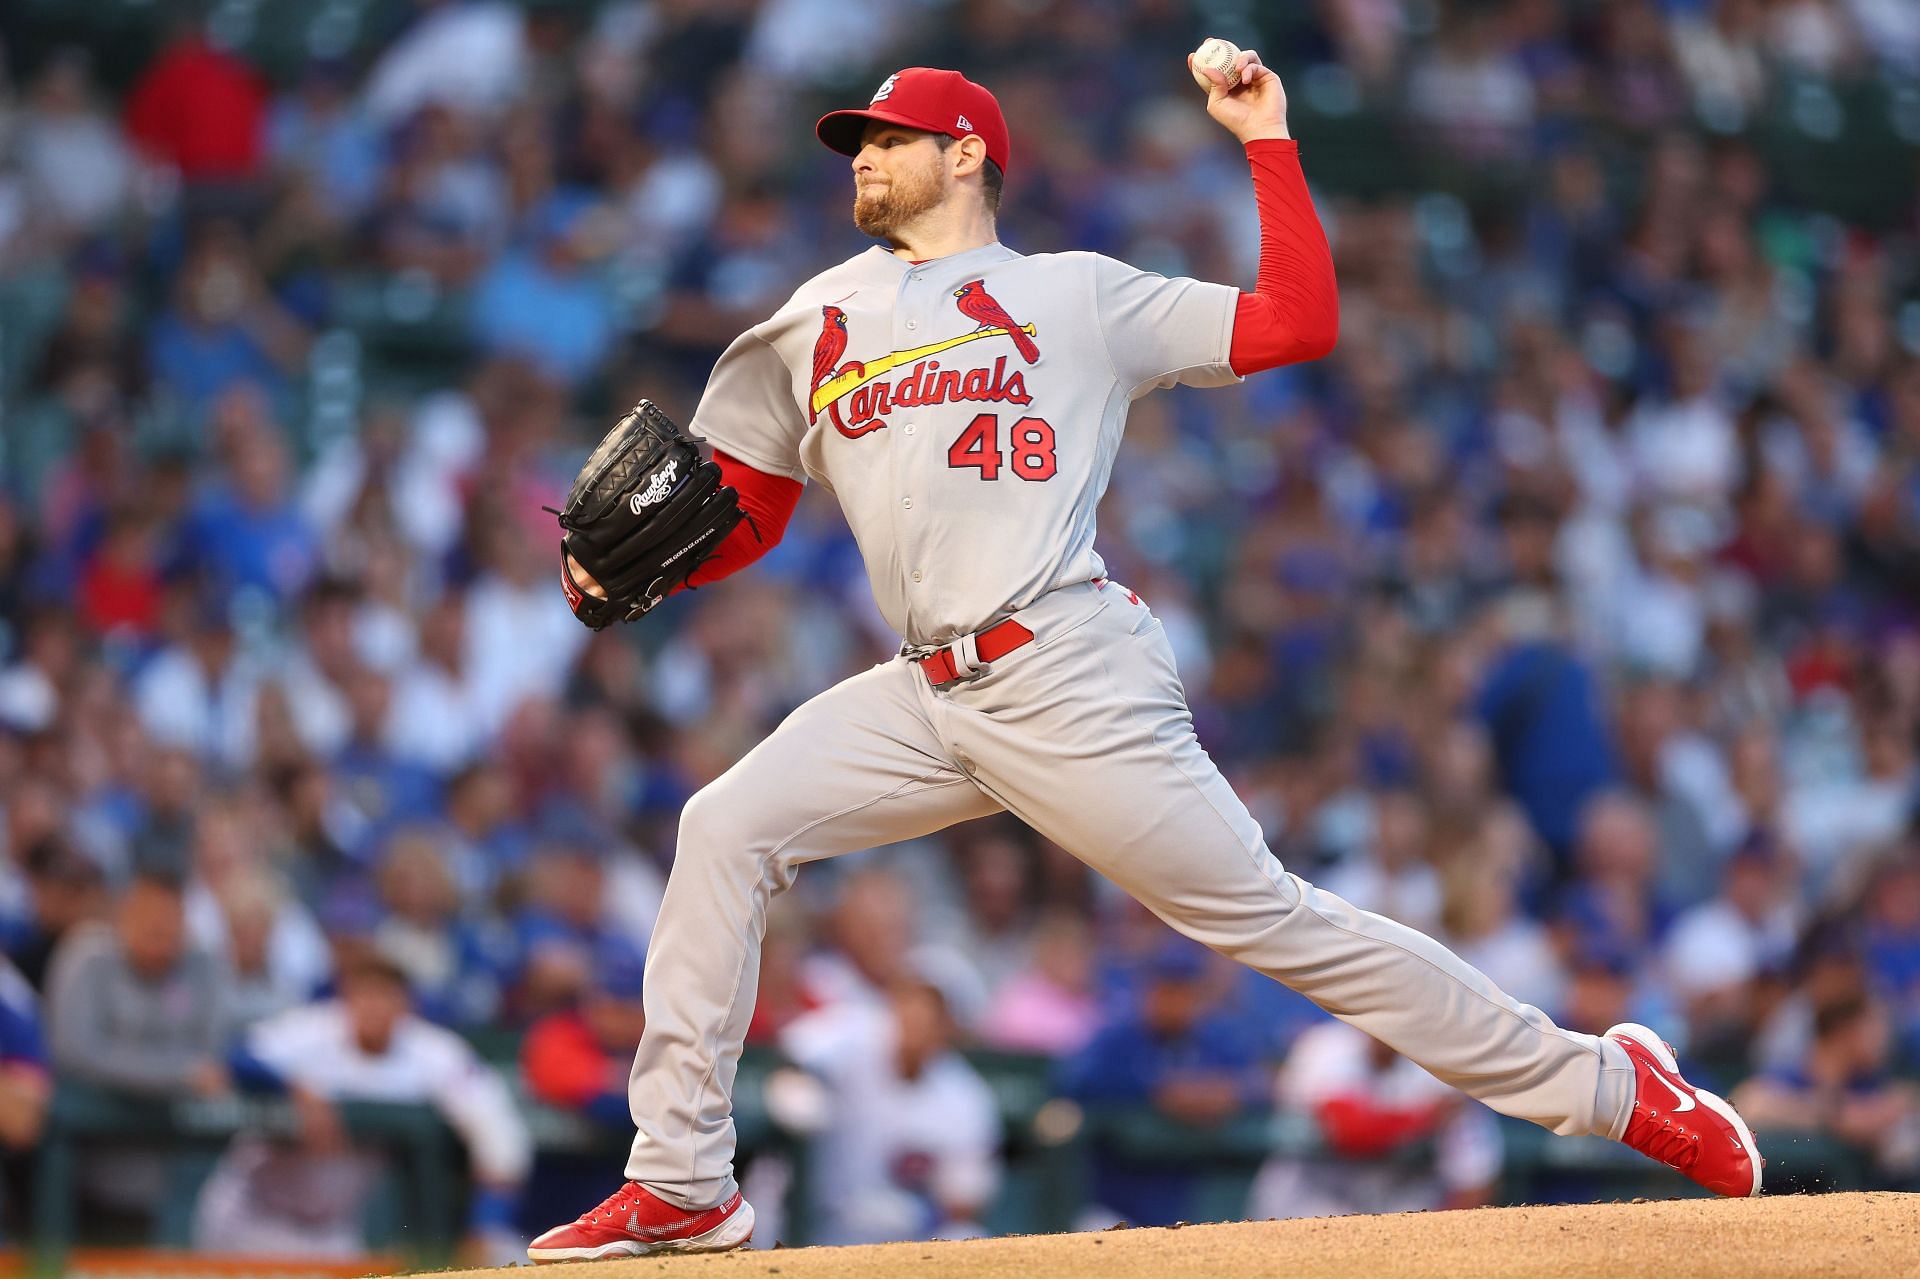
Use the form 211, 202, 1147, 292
953, 280, 1040, 364
809, 305, 851, 423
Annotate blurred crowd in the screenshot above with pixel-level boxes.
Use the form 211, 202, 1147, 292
4, 0, 1920, 1258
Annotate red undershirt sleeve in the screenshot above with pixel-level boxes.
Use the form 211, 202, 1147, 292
1228, 139, 1340, 376
674, 450, 803, 593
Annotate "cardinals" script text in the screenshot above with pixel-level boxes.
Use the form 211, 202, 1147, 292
831, 356, 1033, 437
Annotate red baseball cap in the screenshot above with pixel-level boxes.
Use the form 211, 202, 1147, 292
816, 67, 1011, 176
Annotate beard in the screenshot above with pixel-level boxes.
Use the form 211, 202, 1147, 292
852, 159, 946, 238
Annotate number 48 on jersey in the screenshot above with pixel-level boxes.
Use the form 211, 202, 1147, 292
946, 413, 1057, 481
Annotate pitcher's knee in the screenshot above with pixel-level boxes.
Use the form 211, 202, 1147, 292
677, 778, 768, 864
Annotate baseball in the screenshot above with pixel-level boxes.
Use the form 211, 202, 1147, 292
1191, 37, 1241, 91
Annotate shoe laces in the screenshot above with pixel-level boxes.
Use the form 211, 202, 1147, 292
583, 1181, 645, 1225
1634, 1107, 1701, 1171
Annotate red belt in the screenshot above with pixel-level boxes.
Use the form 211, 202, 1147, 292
914, 617, 1035, 687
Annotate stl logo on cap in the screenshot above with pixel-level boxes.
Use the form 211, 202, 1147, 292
871, 73, 899, 103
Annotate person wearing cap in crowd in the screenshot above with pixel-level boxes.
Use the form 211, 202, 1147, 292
1558, 937, 1662, 1039
522, 936, 650, 1127
1060, 938, 1268, 1230
3, 832, 108, 991
516, 936, 650, 1239
471, 191, 620, 388
511, 831, 632, 1021
778, 972, 1000, 1244
194, 941, 532, 1261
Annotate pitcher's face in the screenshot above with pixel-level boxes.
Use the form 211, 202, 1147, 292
851, 124, 949, 237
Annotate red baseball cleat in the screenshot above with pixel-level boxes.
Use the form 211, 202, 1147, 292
527, 1181, 754, 1262
1607, 1022, 1762, 1197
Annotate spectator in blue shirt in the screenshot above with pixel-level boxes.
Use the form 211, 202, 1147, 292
510, 838, 625, 1020
0, 954, 49, 1154
330, 665, 443, 856
1476, 628, 1619, 860
1553, 792, 1675, 961
469, 194, 615, 387
1862, 850, 1920, 1060
183, 399, 320, 607
147, 224, 309, 417
1061, 939, 1269, 1227
370, 826, 514, 1027
266, 61, 381, 225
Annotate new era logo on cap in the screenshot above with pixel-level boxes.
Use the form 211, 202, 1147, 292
956, 114, 973, 131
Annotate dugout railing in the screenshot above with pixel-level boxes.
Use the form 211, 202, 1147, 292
26, 1045, 1892, 1271
24, 1049, 809, 1274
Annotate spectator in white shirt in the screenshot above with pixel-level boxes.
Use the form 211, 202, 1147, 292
361, 0, 528, 126
780, 976, 1001, 1244
1665, 836, 1801, 1044
133, 588, 259, 770
14, 52, 132, 247
386, 590, 484, 773
1321, 787, 1443, 935
193, 948, 530, 1259
185, 805, 330, 1029
1628, 317, 1742, 509
1785, 709, 1917, 895
1250, 1018, 1501, 1219
463, 515, 587, 739
273, 580, 361, 760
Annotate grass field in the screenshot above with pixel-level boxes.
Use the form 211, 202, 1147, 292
437, 1192, 1918, 1278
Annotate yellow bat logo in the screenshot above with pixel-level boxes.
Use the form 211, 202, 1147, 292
810, 323, 1038, 419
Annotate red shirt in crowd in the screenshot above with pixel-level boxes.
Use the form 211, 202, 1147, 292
124, 37, 268, 180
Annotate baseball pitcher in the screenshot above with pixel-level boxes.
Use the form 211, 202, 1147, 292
531, 48, 1761, 1260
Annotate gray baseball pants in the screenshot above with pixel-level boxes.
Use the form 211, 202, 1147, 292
626, 579, 1636, 1207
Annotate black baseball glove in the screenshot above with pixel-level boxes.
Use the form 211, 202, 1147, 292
554, 401, 748, 629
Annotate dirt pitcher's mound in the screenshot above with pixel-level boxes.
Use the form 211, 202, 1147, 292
471, 1192, 1918, 1279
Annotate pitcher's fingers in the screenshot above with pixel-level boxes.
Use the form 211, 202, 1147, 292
1236, 49, 1274, 86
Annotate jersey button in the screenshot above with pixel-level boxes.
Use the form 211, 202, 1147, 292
912, 570, 923, 583
906, 319, 919, 330
901, 497, 913, 509
904, 423, 916, 435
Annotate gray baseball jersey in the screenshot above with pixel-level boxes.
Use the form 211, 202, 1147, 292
621, 242, 1640, 1213
690, 243, 1237, 644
